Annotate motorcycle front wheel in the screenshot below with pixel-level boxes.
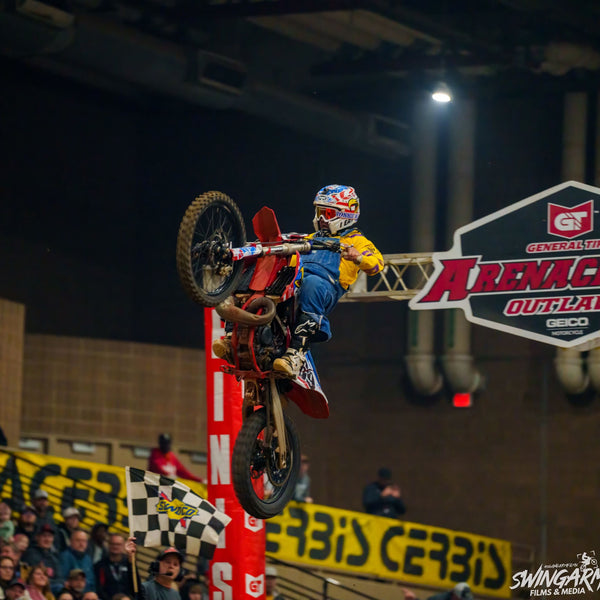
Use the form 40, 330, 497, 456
232, 408, 301, 519
176, 191, 247, 307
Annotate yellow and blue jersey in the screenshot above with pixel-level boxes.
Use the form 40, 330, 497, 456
306, 228, 384, 290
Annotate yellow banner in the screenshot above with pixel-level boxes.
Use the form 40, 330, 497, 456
0, 450, 206, 530
267, 502, 511, 598
0, 451, 510, 596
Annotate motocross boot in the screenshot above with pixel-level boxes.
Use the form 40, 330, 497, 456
273, 313, 319, 378
212, 334, 233, 364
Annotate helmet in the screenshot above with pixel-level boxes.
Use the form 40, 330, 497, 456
313, 185, 360, 234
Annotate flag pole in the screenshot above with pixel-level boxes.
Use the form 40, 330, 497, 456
130, 552, 138, 595
125, 467, 138, 595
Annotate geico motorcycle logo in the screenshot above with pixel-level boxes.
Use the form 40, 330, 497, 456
548, 200, 593, 239
245, 574, 264, 598
546, 317, 589, 328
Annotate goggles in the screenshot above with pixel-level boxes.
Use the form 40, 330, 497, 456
315, 206, 337, 221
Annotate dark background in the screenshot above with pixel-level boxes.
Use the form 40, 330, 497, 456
1, 60, 566, 350
3, 0, 600, 570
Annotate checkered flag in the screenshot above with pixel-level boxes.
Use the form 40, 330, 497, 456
125, 466, 231, 559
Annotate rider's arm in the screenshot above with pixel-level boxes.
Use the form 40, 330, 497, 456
342, 232, 384, 275
339, 232, 384, 289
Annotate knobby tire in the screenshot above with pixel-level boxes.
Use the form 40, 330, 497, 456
232, 408, 301, 519
176, 191, 246, 307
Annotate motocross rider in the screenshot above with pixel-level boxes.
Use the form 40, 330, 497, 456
213, 185, 384, 378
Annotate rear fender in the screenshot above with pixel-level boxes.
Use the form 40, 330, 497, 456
284, 352, 329, 418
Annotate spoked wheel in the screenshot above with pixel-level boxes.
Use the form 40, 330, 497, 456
176, 191, 247, 307
232, 408, 301, 519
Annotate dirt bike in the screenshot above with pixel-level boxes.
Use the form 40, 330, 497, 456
176, 191, 336, 519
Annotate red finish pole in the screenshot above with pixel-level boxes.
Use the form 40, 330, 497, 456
205, 308, 266, 600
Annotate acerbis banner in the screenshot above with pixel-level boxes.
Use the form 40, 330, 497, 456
0, 450, 511, 596
266, 502, 512, 598
0, 449, 207, 529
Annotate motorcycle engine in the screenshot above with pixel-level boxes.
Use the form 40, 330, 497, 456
254, 325, 274, 370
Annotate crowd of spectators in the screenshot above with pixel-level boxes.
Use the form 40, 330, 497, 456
0, 495, 208, 600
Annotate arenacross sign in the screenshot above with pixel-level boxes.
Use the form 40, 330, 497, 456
410, 181, 600, 348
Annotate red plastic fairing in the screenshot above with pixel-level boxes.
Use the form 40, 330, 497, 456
285, 382, 329, 419
252, 206, 282, 243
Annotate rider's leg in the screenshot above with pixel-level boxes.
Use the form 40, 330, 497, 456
272, 312, 320, 377
273, 275, 341, 377
212, 321, 234, 363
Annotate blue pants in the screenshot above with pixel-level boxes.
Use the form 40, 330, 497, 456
298, 273, 346, 342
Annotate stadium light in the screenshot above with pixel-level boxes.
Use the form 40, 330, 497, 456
432, 81, 452, 103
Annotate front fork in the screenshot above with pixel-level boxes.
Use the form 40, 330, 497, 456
242, 377, 288, 471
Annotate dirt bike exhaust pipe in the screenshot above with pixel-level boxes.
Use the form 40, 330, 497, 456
215, 296, 277, 326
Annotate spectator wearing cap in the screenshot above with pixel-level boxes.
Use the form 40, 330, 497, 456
265, 566, 284, 600
5, 578, 28, 600
148, 435, 205, 484
59, 531, 95, 593
403, 582, 475, 600
31, 492, 55, 535
14, 509, 37, 544
22, 525, 62, 595
362, 467, 406, 519
57, 570, 87, 600
55, 510, 80, 555
94, 534, 129, 600
123, 539, 182, 600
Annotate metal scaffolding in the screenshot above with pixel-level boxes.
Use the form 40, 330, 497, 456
341, 253, 434, 302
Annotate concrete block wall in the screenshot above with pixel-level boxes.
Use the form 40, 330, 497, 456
21, 334, 207, 449
0, 299, 25, 446
8, 308, 598, 570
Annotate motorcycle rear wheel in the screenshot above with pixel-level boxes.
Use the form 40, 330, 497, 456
232, 408, 301, 519
176, 191, 247, 307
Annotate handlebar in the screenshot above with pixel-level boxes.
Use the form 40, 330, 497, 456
230, 238, 341, 261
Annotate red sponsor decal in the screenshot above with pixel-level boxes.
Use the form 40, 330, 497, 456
417, 255, 600, 303
548, 200, 593, 239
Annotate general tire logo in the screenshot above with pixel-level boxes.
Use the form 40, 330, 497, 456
410, 181, 600, 348
548, 200, 593, 238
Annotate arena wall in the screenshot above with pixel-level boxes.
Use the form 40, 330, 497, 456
10, 321, 599, 568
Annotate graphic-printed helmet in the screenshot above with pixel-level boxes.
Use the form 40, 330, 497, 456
313, 185, 360, 234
